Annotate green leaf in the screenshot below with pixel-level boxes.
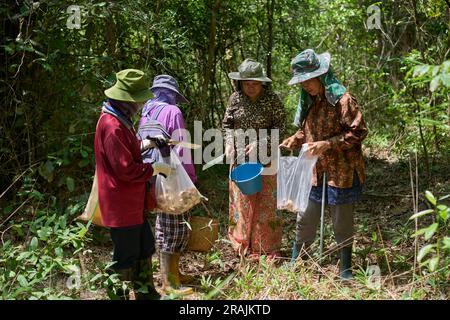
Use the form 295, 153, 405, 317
55, 247, 63, 257
89, 274, 103, 282
78, 227, 87, 238
442, 237, 450, 250
59, 216, 67, 229
428, 256, 439, 272
17, 251, 30, 261
371, 231, 377, 242
31, 190, 44, 201
438, 207, 448, 221
80, 149, 88, 158
4, 43, 15, 55
38, 160, 55, 182
424, 223, 438, 241
412, 227, 427, 237
204, 272, 235, 300
30, 237, 38, 250
417, 244, 435, 262
17, 274, 28, 287
37, 226, 51, 241
183, 220, 192, 231
425, 191, 436, 206
409, 209, 434, 220
66, 177, 75, 192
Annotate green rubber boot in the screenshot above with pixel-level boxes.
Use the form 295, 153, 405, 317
290, 241, 311, 264
339, 246, 354, 280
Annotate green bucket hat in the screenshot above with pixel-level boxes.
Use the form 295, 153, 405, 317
104, 69, 153, 102
228, 58, 272, 83
288, 49, 331, 85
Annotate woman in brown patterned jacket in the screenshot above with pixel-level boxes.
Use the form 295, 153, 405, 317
222, 58, 287, 260
281, 49, 368, 280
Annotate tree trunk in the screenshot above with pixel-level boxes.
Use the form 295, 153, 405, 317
266, 0, 275, 78
412, 94, 430, 178
201, 0, 221, 126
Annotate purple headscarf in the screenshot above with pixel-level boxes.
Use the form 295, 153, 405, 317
141, 88, 177, 118
153, 87, 177, 105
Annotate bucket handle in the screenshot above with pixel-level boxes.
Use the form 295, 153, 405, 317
229, 151, 247, 178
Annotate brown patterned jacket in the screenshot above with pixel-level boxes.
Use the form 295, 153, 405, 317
222, 88, 287, 160
291, 92, 368, 188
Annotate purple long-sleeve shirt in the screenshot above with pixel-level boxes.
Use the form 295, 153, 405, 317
140, 99, 197, 184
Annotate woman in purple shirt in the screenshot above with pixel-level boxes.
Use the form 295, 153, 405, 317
139, 75, 195, 296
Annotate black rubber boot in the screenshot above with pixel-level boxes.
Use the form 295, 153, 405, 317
107, 267, 133, 300
290, 241, 311, 263
290, 241, 300, 263
339, 246, 353, 280
133, 258, 161, 300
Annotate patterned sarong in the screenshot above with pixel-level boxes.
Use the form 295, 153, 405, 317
228, 174, 283, 256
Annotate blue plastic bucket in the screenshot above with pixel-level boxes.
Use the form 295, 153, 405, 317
230, 163, 264, 195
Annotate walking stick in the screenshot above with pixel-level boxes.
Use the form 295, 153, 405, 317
319, 172, 327, 261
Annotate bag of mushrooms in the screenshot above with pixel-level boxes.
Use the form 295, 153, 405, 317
153, 149, 205, 215
277, 144, 318, 213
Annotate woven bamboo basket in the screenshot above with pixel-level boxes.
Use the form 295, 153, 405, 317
187, 216, 219, 252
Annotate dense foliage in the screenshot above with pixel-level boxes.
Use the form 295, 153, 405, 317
1, 0, 449, 300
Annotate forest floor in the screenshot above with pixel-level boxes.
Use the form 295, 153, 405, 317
78, 146, 450, 300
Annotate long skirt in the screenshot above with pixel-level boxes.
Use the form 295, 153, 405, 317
228, 174, 283, 256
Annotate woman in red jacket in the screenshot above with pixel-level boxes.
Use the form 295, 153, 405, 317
94, 69, 171, 299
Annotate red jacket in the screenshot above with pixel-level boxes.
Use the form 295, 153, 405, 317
94, 112, 154, 227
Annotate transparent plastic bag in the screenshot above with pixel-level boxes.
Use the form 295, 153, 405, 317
277, 143, 318, 213
154, 149, 205, 214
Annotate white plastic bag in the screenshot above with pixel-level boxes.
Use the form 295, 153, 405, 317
154, 149, 205, 214
277, 144, 318, 213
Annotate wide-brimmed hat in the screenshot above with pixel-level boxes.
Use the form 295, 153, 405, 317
288, 49, 331, 85
228, 59, 272, 83
104, 69, 153, 102
150, 74, 189, 104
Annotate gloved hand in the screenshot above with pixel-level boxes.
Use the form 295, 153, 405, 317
148, 135, 169, 149
140, 139, 156, 152
152, 162, 172, 178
